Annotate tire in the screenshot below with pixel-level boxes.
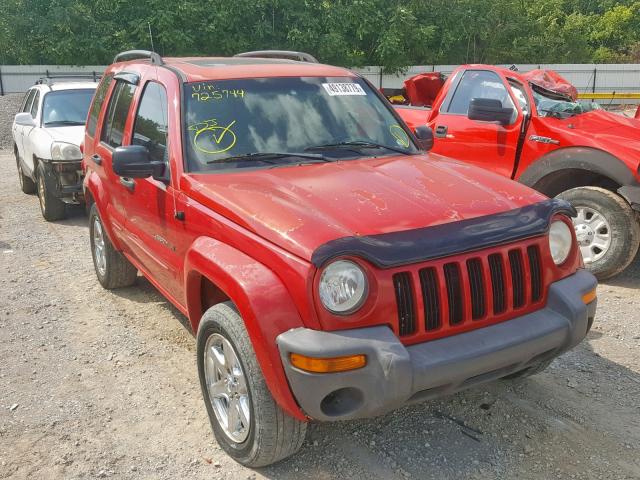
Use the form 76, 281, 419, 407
16, 150, 35, 194
36, 163, 66, 221
503, 359, 553, 380
557, 186, 640, 280
89, 203, 137, 289
197, 302, 307, 467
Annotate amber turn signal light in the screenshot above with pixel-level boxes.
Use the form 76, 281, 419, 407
582, 288, 597, 304
289, 353, 367, 373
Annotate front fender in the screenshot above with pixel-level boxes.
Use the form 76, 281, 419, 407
517, 146, 637, 189
83, 170, 126, 251
184, 237, 307, 421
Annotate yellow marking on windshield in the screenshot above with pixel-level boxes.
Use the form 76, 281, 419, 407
191, 83, 245, 102
390, 125, 410, 148
189, 119, 238, 154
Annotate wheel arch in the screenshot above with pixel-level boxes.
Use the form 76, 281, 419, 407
518, 147, 635, 198
84, 171, 125, 250
184, 236, 307, 421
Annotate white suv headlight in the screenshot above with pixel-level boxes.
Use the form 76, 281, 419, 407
549, 219, 573, 265
51, 142, 82, 161
319, 260, 368, 314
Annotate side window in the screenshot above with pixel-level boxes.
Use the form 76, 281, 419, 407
132, 82, 168, 164
29, 90, 40, 118
447, 70, 515, 116
509, 81, 529, 116
87, 74, 113, 137
100, 80, 136, 148
21, 89, 36, 112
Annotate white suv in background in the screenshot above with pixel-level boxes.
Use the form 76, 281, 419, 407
12, 78, 97, 220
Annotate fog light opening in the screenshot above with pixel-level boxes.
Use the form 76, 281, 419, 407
320, 387, 364, 417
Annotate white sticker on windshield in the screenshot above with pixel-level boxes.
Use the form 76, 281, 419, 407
322, 83, 366, 96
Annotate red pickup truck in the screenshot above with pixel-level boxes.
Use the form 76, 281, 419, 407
83, 51, 597, 466
392, 66, 640, 280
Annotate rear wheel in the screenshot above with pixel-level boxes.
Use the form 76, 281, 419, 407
15, 150, 35, 194
89, 203, 137, 289
197, 302, 307, 467
557, 186, 639, 280
36, 163, 66, 221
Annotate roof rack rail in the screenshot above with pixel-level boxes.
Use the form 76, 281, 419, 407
113, 50, 164, 66
234, 50, 319, 63
35, 72, 101, 86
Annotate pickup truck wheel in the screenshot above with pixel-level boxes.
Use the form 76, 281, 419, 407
89, 204, 137, 289
197, 302, 307, 467
36, 163, 66, 221
557, 186, 640, 280
16, 153, 35, 194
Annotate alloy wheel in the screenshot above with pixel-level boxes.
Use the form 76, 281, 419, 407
92, 217, 107, 276
204, 333, 251, 443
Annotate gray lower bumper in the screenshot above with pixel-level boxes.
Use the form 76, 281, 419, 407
277, 269, 597, 421
618, 184, 640, 211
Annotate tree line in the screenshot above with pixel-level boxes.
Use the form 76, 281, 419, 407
1, 0, 639, 71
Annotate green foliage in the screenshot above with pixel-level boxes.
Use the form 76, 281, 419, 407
1, 0, 639, 70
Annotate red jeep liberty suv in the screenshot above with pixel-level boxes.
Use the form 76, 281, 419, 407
83, 50, 597, 467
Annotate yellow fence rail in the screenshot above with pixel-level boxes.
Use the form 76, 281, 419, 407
578, 92, 640, 100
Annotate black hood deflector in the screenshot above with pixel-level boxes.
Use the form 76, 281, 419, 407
311, 198, 575, 268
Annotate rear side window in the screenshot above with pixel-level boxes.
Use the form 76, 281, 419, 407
21, 89, 36, 112
446, 70, 515, 115
132, 82, 168, 164
29, 90, 40, 118
101, 80, 136, 148
87, 74, 113, 137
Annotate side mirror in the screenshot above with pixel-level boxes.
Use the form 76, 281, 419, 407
112, 145, 165, 179
414, 125, 434, 151
468, 98, 514, 126
15, 112, 36, 127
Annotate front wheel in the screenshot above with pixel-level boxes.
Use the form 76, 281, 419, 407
557, 186, 640, 280
197, 302, 307, 467
36, 163, 66, 221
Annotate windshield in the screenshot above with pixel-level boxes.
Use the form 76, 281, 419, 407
42, 89, 95, 127
532, 86, 601, 119
184, 76, 419, 171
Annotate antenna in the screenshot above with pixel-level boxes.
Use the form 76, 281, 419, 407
148, 23, 155, 53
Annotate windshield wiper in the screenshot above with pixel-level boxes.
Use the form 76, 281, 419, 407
206, 151, 332, 164
305, 140, 412, 155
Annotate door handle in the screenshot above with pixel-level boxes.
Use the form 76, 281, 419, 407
435, 125, 448, 138
91, 154, 102, 165
119, 177, 135, 191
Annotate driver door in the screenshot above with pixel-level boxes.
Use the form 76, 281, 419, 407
429, 69, 524, 178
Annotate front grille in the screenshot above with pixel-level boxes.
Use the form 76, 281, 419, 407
393, 272, 416, 336
419, 267, 440, 330
393, 239, 546, 340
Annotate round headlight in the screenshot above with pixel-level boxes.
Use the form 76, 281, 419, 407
549, 220, 573, 265
319, 260, 368, 314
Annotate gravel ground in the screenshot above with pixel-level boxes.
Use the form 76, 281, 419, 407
0, 151, 639, 478
0, 95, 22, 149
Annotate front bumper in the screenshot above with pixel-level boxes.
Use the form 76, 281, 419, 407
618, 184, 640, 212
277, 269, 597, 421
41, 160, 84, 203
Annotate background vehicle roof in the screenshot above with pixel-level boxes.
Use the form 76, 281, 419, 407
115, 57, 356, 82
32, 82, 98, 92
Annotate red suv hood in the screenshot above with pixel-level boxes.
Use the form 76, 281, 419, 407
183, 155, 546, 262
542, 110, 640, 159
